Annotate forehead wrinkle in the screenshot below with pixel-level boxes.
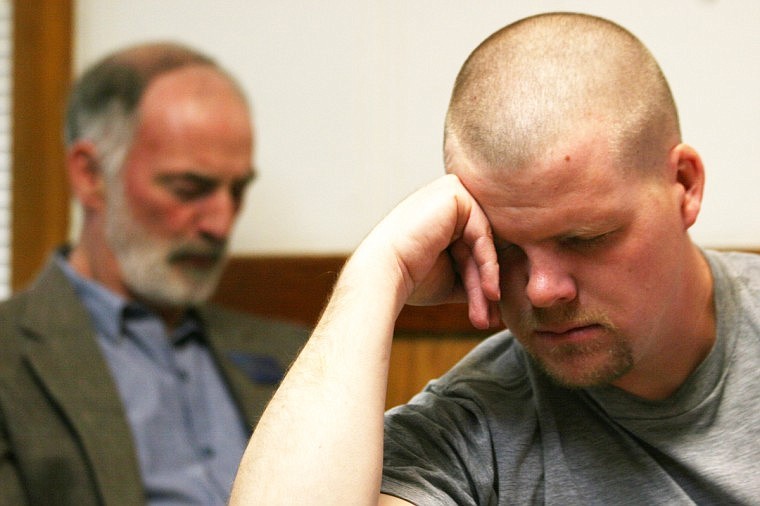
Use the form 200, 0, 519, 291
474, 170, 634, 247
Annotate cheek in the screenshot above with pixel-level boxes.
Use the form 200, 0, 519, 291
614, 222, 678, 291
124, 189, 194, 237
581, 237, 675, 334
123, 173, 200, 236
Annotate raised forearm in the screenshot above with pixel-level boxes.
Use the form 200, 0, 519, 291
230, 247, 404, 505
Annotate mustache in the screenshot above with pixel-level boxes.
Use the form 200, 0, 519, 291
514, 303, 616, 335
167, 240, 228, 263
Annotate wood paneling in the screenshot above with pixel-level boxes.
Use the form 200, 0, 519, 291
213, 255, 500, 334
11, 0, 73, 291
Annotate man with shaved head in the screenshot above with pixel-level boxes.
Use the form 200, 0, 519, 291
0, 43, 306, 504
230, 12, 760, 505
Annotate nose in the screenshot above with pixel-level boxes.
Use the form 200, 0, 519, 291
524, 253, 577, 308
197, 189, 239, 242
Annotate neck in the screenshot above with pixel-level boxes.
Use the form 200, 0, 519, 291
68, 220, 127, 298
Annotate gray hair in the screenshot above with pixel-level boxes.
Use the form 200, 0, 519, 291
64, 42, 232, 177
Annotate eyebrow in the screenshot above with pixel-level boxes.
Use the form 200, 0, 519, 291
493, 221, 620, 248
156, 168, 256, 185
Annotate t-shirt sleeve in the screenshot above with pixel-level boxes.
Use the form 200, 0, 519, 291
381, 387, 498, 506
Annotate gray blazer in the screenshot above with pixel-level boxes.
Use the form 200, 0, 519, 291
0, 256, 308, 505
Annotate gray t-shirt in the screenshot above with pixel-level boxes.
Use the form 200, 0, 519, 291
382, 250, 760, 505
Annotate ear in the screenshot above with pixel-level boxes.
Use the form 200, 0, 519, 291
668, 143, 705, 230
67, 140, 106, 212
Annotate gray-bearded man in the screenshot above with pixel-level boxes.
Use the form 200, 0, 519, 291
0, 42, 306, 505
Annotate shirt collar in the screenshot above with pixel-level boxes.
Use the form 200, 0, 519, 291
55, 251, 205, 345
56, 252, 126, 343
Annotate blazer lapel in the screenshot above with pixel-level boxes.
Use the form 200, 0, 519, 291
20, 261, 144, 506
199, 308, 281, 430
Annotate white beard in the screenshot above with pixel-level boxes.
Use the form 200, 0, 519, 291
104, 177, 228, 308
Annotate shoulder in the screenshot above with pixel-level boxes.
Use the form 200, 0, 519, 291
0, 294, 27, 372
387, 331, 534, 424
705, 249, 760, 281
703, 249, 760, 349
705, 249, 760, 303
199, 304, 309, 358
1, 255, 76, 315
0, 290, 27, 322
0, 260, 74, 338
431, 330, 531, 397
382, 332, 541, 504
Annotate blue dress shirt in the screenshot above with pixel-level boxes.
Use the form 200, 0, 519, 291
57, 255, 249, 505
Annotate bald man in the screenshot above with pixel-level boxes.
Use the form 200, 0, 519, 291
0, 43, 306, 505
230, 12, 760, 505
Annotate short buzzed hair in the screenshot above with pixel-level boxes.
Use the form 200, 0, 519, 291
444, 12, 680, 174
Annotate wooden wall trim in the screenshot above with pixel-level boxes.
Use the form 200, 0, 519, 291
212, 255, 497, 335
11, 0, 73, 291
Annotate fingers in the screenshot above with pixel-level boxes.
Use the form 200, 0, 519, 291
449, 239, 491, 329
460, 225, 501, 303
449, 179, 501, 328
434, 176, 501, 328
360, 174, 501, 328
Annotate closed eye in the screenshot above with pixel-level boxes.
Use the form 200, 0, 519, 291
158, 173, 218, 202
561, 232, 614, 251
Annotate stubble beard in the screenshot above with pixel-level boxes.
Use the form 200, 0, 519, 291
513, 304, 634, 389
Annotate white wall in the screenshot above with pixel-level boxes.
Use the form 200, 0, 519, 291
75, 0, 760, 253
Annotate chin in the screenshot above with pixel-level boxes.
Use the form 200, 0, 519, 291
535, 351, 634, 389
128, 266, 222, 308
